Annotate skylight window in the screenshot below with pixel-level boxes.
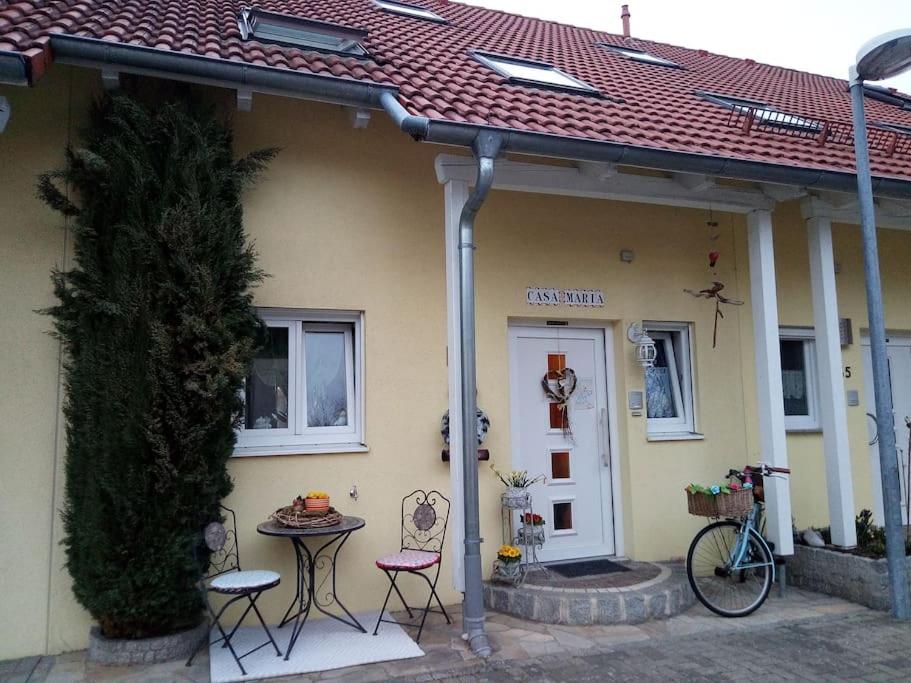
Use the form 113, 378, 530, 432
374, 0, 447, 22
599, 44, 680, 68
864, 85, 911, 110
876, 121, 911, 136
473, 52, 599, 95
700, 92, 821, 133
238, 8, 368, 56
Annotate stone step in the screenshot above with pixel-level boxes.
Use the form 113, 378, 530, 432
483, 563, 696, 626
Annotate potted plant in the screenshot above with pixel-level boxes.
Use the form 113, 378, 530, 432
493, 544, 523, 582
490, 465, 545, 508
517, 513, 546, 545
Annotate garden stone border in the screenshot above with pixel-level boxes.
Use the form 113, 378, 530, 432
87, 621, 208, 665
483, 563, 696, 626
787, 544, 911, 611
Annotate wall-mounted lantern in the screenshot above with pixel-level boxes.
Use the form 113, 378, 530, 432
627, 323, 657, 369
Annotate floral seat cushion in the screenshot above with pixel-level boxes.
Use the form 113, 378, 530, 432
210, 569, 280, 594
375, 549, 440, 571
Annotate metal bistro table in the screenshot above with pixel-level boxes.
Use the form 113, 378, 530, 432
257, 516, 366, 659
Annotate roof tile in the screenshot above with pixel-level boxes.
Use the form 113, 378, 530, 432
1, 0, 911, 180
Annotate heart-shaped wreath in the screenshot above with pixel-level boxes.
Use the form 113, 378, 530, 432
541, 367, 577, 438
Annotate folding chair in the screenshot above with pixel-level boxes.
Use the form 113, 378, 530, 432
373, 490, 451, 642
187, 505, 282, 675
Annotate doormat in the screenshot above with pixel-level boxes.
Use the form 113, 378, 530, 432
208, 610, 423, 683
550, 559, 631, 579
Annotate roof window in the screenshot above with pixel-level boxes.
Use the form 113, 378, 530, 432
238, 8, 368, 56
700, 92, 821, 133
599, 44, 680, 68
864, 85, 911, 111
472, 52, 599, 96
374, 0, 447, 22
876, 121, 911, 136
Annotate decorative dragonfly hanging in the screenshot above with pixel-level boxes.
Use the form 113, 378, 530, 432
683, 281, 743, 348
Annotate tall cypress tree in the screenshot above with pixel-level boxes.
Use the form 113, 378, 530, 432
39, 94, 275, 638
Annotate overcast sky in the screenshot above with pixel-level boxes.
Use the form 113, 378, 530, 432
461, 0, 911, 94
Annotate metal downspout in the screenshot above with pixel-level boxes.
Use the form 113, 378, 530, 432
459, 130, 502, 658
849, 71, 911, 620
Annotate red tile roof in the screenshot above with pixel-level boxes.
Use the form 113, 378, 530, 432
4, 0, 911, 182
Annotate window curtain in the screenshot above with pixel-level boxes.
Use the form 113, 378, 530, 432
646, 366, 675, 418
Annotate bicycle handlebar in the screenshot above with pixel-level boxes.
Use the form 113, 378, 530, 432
729, 463, 791, 478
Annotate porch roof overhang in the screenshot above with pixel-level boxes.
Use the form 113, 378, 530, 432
434, 154, 775, 214
41, 34, 911, 203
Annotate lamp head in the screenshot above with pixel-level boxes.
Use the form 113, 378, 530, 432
855, 29, 911, 81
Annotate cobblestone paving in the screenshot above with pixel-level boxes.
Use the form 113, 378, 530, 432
387, 611, 911, 682
5, 588, 907, 682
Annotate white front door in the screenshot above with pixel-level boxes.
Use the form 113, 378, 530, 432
862, 334, 911, 524
508, 326, 614, 562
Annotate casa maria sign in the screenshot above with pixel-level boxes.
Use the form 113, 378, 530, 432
526, 287, 605, 307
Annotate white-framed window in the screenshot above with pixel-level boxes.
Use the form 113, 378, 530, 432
598, 44, 680, 68
471, 51, 600, 96
234, 309, 365, 456
374, 0, 447, 23
644, 322, 697, 437
237, 8, 368, 56
780, 327, 820, 431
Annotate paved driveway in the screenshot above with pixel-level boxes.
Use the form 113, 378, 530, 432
6, 588, 910, 682
389, 611, 911, 682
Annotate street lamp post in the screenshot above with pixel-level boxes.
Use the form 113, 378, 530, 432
849, 29, 911, 620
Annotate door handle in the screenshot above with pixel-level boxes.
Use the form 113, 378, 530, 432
600, 407, 610, 469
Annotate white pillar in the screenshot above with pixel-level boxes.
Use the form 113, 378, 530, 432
807, 216, 857, 547
747, 209, 794, 556
443, 179, 468, 591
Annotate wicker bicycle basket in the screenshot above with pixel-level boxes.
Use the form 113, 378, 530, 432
686, 488, 753, 518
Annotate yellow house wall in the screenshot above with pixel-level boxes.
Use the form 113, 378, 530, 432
2, 67, 911, 658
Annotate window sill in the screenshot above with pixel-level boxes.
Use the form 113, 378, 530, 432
647, 432, 705, 442
232, 442, 369, 458
786, 427, 822, 434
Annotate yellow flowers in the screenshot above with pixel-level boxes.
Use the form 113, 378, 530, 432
306, 491, 329, 499
497, 544, 522, 561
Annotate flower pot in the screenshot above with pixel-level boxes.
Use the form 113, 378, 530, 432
305, 497, 330, 512
493, 559, 522, 582
517, 525, 546, 546
502, 487, 530, 509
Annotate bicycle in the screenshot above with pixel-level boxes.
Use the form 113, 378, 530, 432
685, 463, 791, 617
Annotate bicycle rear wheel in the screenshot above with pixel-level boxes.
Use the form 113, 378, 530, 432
686, 520, 773, 617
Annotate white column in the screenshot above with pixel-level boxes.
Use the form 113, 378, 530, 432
807, 216, 858, 548
444, 179, 468, 592
747, 209, 794, 556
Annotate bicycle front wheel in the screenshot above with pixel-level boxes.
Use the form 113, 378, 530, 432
686, 520, 773, 617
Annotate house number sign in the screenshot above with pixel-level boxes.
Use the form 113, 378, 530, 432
526, 287, 605, 307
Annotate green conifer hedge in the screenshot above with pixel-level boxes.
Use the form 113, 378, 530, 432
38, 94, 275, 639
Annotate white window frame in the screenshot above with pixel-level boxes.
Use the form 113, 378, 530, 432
598, 44, 680, 68
234, 309, 366, 457
644, 322, 698, 439
780, 327, 821, 432
471, 51, 600, 96
374, 0, 447, 23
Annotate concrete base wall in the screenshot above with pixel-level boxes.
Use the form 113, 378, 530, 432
787, 545, 911, 611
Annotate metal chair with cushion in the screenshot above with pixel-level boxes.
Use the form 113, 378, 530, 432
186, 505, 282, 675
373, 489, 451, 642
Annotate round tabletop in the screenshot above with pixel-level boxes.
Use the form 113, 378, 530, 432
257, 516, 365, 537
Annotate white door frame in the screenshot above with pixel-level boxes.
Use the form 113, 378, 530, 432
861, 331, 911, 525
507, 320, 624, 558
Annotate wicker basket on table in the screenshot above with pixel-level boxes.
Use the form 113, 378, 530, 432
686, 488, 753, 518
271, 505, 343, 528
